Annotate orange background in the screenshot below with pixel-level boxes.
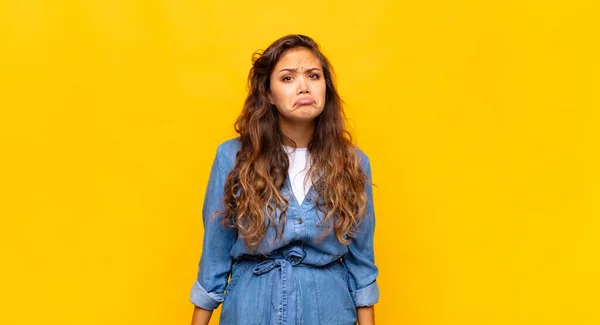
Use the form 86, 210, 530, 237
1, 0, 599, 324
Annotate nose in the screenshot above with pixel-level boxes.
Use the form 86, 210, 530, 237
297, 76, 310, 94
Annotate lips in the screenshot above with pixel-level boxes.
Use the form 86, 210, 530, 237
295, 97, 315, 106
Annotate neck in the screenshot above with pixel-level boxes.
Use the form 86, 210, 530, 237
279, 118, 314, 148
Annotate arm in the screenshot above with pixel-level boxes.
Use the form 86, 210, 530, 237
344, 153, 380, 318
189, 144, 237, 322
357, 305, 375, 325
191, 306, 213, 325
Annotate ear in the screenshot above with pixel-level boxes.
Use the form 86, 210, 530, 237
267, 92, 274, 105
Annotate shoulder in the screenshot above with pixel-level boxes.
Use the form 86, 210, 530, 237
216, 137, 242, 157
353, 145, 371, 170
214, 137, 241, 171
352, 145, 373, 179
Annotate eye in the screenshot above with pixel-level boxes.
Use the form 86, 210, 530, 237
282, 76, 293, 82
309, 73, 320, 79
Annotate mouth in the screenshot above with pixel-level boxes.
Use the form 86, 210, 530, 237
295, 98, 316, 106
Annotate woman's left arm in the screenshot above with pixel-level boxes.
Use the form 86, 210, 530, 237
343, 152, 379, 317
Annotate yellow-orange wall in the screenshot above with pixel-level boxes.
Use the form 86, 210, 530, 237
1, 0, 599, 324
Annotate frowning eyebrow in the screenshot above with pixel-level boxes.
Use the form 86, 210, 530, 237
278, 67, 321, 73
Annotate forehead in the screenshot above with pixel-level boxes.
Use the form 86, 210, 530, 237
274, 47, 321, 69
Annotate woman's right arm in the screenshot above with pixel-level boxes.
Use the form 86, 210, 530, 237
189, 143, 238, 323
191, 306, 213, 325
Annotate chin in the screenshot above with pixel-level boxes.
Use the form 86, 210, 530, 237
299, 110, 323, 120
279, 108, 323, 124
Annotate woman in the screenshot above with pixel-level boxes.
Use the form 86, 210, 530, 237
190, 34, 379, 325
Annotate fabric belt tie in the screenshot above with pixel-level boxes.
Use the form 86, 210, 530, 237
251, 247, 305, 325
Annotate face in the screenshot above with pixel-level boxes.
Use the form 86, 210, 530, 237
268, 47, 326, 125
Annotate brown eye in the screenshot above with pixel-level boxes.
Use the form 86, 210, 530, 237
282, 76, 293, 82
309, 73, 320, 79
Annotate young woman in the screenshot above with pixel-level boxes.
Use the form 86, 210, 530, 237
190, 34, 379, 325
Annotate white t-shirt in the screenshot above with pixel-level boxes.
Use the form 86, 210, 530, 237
283, 145, 312, 205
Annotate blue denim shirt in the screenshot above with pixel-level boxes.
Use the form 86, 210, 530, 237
190, 138, 379, 312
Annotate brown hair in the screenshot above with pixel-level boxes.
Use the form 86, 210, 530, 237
220, 34, 369, 252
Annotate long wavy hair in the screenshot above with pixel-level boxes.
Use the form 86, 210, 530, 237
220, 34, 369, 252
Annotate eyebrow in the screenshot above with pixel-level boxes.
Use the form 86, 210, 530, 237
278, 67, 321, 73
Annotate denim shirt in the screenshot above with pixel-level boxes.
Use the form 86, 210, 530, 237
190, 138, 379, 311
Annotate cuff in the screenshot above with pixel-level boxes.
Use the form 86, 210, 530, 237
190, 280, 225, 310
352, 280, 380, 307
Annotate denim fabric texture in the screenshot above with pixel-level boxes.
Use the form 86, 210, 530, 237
190, 138, 379, 325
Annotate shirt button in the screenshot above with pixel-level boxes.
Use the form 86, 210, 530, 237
298, 218, 303, 224
306, 197, 312, 202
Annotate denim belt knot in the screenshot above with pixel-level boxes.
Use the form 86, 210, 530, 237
250, 246, 305, 325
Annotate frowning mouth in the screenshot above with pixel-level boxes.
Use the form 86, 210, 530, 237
295, 98, 315, 106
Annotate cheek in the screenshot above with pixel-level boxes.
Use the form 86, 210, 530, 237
272, 86, 294, 103
317, 85, 327, 104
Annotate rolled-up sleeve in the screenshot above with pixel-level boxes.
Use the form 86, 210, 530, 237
343, 153, 380, 307
190, 144, 237, 310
